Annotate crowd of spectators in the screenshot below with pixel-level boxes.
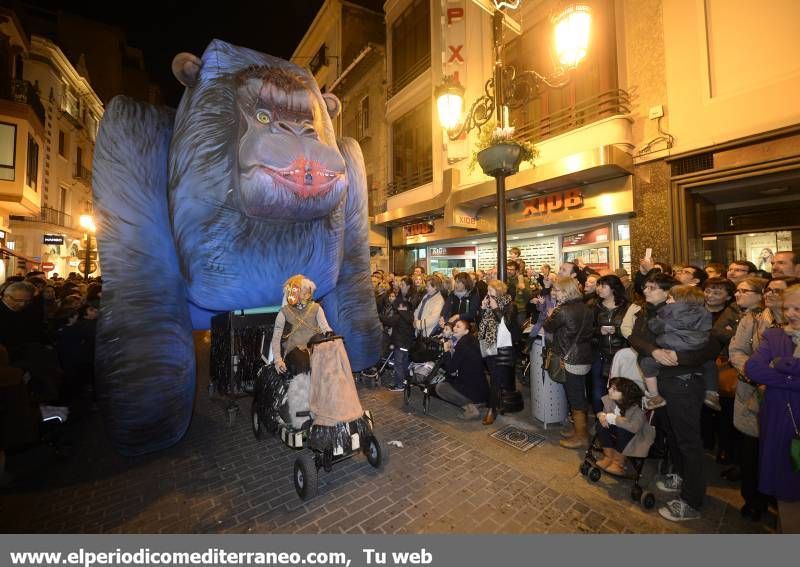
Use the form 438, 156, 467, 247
0, 271, 100, 487
371, 249, 800, 531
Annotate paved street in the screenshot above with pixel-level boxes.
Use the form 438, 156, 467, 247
1, 336, 773, 534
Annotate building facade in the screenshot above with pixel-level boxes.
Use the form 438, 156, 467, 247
375, 0, 800, 276
0, 7, 45, 279
7, 33, 103, 280
292, 0, 390, 272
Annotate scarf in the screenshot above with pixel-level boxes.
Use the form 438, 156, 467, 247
454, 289, 467, 299
478, 294, 512, 346
784, 325, 800, 357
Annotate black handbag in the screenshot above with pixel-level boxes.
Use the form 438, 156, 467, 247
542, 308, 590, 384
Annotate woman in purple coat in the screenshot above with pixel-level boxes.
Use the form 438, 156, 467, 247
745, 284, 800, 533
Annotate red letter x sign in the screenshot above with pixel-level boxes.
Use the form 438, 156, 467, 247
448, 45, 464, 64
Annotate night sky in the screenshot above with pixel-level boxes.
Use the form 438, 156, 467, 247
15, 0, 335, 106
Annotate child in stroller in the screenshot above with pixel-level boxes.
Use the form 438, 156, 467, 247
581, 376, 657, 509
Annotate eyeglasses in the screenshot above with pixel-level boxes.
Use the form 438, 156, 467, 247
764, 288, 784, 295
704, 288, 728, 294
3, 295, 31, 304
734, 289, 759, 295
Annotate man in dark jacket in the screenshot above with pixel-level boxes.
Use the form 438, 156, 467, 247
437, 319, 488, 419
628, 273, 718, 523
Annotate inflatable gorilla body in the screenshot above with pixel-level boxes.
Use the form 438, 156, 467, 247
93, 40, 381, 456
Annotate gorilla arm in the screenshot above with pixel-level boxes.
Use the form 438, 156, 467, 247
320, 138, 382, 371
93, 97, 196, 456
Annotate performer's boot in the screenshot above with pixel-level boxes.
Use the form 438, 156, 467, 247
559, 410, 588, 449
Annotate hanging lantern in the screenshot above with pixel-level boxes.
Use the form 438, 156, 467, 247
435, 77, 465, 131
553, 3, 592, 69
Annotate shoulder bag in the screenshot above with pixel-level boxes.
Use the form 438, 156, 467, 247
543, 308, 589, 384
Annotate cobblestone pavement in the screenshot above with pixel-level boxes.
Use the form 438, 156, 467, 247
0, 338, 773, 534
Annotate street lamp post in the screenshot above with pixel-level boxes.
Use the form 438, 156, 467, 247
436, 1, 591, 282
79, 214, 96, 281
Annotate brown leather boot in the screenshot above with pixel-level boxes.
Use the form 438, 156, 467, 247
560, 411, 575, 438
482, 407, 497, 425
595, 447, 613, 469
605, 449, 627, 475
559, 410, 588, 448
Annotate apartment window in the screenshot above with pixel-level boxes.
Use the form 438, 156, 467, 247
60, 187, 68, 213
26, 135, 39, 190
505, 0, 619, 142
390, 0, 431, 94
0, 122, 16, 181
357, 95, 370, 139
58, 130, 66, 157
76, 146, 83, 168
390, 100, 432, 195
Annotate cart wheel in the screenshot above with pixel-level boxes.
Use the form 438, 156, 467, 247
579, 461, 590, 476
588, 467, 602, 482
640, 491, 656, 509
631, 485, 643, 502
404, 385, 412, 405
365, 436, 388, 469
251, 398, 265, 440
423, 395, 431, 414
293, 451, 319, 500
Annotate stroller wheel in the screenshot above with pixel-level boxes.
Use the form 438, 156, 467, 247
251, 398, 265, 440
365, 436, 388, 468
630, 485, 643, 502
579, 462, 590, 476
293, 451, 319, 500
404, 385, 412, 405
641, 491, 656, 509
588, 467, 602, 482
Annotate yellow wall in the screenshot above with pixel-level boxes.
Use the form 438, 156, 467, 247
663, 0, 800, 152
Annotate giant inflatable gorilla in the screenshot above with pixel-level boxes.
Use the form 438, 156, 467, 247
93, 40, 381, 456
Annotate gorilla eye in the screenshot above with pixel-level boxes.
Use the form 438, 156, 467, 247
256, 110, 271, 125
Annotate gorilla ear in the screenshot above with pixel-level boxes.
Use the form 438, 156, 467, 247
322, 93, 341, 119
171, 53, 203, 87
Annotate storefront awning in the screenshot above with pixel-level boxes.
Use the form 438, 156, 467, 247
0, 245, 41, 267
373, 169, 456, 227
449, 145, 633, 209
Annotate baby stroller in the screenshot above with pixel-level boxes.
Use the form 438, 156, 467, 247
402, 333, 445, 414
578, 348, 661, 510
251, 332, 387, 500
579, 412, 657, 510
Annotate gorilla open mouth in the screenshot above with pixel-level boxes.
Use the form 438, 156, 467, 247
259, 158, 343, 198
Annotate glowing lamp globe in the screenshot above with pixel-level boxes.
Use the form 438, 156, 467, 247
79, 214, 96, 233
435, 79, 465, 131
554, 4, 591, 69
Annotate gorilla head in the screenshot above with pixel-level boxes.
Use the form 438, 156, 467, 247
169, 41, 349, 310
235, 66, 347, 221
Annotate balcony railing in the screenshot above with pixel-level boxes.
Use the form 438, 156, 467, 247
388, 54, 431, 98
1, 79, 46, 127
74, 163, 92, 184
513, 89, 631, 145
387, 165, 433, 197
10, 206, 73, 229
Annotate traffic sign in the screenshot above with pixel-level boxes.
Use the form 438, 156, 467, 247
42, 262, 55, 271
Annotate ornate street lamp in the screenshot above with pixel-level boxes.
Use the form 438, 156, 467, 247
79, 214, 96, 281
436, 1, 591, 281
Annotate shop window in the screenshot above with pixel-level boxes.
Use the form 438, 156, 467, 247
0, 122, 16, 181
390, 0, 430, 95
701, 230, 799, 269
26, 135, 39, 190
390, 100, 432, 195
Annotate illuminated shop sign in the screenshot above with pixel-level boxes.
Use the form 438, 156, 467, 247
403, 222, 435, 237
521, 189, 583, 216
43, 234, 65, 245
429, 246, 476, 257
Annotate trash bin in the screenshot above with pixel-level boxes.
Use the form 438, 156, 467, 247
529, 340, 568, 428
